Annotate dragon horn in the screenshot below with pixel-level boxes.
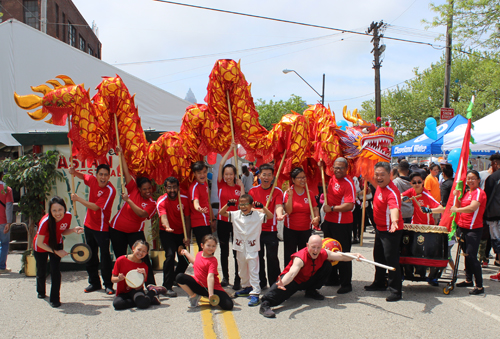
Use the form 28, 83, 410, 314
31, 84, 53, 95
56, 75, 76, 86
27, 108, 49, 121
342, 105, 358, 124
14, 92, 42, 110
46, 79, 63, 88
353, 108, 368, 125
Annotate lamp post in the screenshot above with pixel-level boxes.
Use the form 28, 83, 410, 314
283, 69, 325, 106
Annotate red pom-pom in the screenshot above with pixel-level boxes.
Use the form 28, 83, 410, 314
376, 117, 382, 122
385, 121, 390, 126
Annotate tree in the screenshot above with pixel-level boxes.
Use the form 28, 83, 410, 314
360, 52, 500, 144
255, 94, 307, 130
427, 0, 500, 51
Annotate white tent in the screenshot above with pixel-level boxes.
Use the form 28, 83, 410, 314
0, 19, 191, 146
443, 109, 500, 152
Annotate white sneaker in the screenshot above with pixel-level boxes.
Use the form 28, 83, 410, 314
189, 294, 201, 308
0, 268, 11, 274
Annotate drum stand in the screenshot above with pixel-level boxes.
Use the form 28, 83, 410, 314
443, 233, 464, 295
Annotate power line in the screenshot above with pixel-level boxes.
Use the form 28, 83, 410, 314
154, 1, 446, 49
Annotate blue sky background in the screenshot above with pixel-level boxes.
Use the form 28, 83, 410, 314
73, 0, 447, 121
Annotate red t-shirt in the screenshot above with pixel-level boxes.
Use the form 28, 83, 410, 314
112, 255, 148, 295
189, 181, 211, 228
193, 251, 223, 291
83, 175, 116, 232
373, 181, 404, 231
281, 247, 328, 284
459, 188, 487, 230
248, 185, 283, 232
0, 182, 13, 224
217, 180, 242, 222
324, 176, 356, 224
156, 193, 190, 234
402, 187, 441, 225
111, 180, 157, 233
34, 212, 72, 253
284, 188, 317, 231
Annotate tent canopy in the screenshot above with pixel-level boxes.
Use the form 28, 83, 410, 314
391, 115, 470, 157
443, 109, 500, 152
0, 19, 191, 146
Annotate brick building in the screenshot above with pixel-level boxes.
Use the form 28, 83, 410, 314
0, 0, 101, 58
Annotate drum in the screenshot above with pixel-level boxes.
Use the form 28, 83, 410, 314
400, 224, 449, 280
125, 270, 145, 289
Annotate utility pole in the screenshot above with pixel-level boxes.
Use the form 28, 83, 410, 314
367, 21, 385, 127
443, 0, 454, 108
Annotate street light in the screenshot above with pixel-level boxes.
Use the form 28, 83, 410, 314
283, 69, 325, 106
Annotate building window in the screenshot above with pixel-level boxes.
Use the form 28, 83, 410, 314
23, 0, 39, 29
62, 13, 65, 42
88, 45, 94, 56
79, 35, 86, 51
68, 22, 76, 47
55, 4, 59, 38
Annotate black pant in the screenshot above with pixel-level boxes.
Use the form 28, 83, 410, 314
84, 226, 113, 289
259, 231, 281, 288
109, 228, 156, 286
113, 289, 155, 310
322, 221, 352, 287
262, 260, 332, 307
458, 227, 483, 288
176, 273, 234, 310
283, 228, 311, 264
353, 205, 362, 239
364, 201, 374, 228
372, 229, 403, 295
159, 230, 189, 289
192, 226, 212, 252
217, 220, 239, 283
34, 251, 61, 303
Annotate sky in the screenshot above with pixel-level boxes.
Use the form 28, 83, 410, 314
72, 0, 447, 121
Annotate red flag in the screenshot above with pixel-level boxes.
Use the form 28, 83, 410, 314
439, 118, 472, 233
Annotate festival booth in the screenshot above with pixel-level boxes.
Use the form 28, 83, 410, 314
1, 19, 191, 263
442, 108, 500, 153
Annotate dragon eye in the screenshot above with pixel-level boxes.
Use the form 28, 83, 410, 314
362, 128, 370, 134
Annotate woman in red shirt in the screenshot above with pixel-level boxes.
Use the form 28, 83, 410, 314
217, 142, 245, 288
34, 196, 83, 307
283, 168, 320, 263
451, 170, 487, 295
110, 151, 158, 286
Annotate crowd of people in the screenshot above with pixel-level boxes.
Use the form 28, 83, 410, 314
1, 150, 500, 318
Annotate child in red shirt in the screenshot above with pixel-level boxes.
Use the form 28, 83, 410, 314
176, 234, 234, 310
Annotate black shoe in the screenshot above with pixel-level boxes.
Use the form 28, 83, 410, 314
84, 284, 102, 293
105, 287, 115, 295
221, 278, 229, 287
337, 285, 353, 294
37, 294, 46, 299
386, 294, 402, 302
469, 288, 484, 295
232, 281, 241, 291
456, 281, 474, 287
304, 289, 325, 300
50, 301, 61, 308
259, 301, 276, 318
172, 280, 179, 287
364, 283, 387, 291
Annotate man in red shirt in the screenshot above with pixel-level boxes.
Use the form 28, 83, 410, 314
0, 171, 14, 273
259, 235, 363, 318
322, 158, 356, 294
364, 162, 404, 302
70, 164, 116, 294
157, 177, 191, 297
249, 163, 284, 289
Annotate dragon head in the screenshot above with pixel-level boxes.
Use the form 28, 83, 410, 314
336, 106, 394, 162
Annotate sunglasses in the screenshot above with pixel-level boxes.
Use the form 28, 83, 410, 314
411, 181, 423, 185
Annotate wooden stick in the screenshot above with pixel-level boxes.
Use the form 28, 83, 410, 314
67, 119, 78, 216
226, 91, 239, 177
178, 193, 189, 253
265, 149, 287, 209
411, 195, 423, 208
304, 180, 315, 222
339, 252, 396, 271
320, 161, 328, 206
114, 113, 126, 193
360, 181, 368, 246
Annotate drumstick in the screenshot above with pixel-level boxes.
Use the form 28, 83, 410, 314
178, 193, 189, 253
338, 252, 396, 271
411, 194, 423, 208
265, 149, 287, 209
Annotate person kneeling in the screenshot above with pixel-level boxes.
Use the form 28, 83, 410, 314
259, 235, 363, 318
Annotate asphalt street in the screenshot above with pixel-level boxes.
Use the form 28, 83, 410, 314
1, 229, 499, 339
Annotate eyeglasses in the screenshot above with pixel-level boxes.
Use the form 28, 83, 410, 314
411, 181, 423, 185
295, 176, 307, 181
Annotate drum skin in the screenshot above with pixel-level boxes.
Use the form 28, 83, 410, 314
399, 225, 449, 268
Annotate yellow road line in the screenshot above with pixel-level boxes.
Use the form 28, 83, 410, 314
192, 240, 241, 338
